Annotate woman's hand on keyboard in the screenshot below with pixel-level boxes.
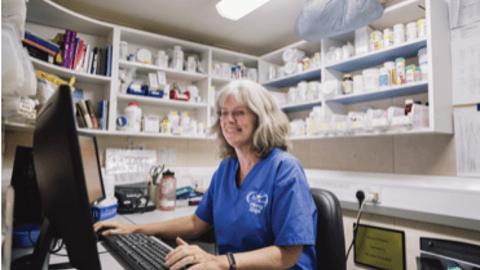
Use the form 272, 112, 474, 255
93, 221, 138, 236
165, 237, 229, 270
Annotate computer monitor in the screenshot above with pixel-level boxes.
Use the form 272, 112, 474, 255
11, 85, 104, 270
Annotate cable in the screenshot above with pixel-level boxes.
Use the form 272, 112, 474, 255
345, 191, 367, 263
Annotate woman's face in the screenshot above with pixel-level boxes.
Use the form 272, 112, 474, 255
220, 95, 257, 151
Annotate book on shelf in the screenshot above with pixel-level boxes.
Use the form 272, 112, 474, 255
66, 31, 77, 69
52, 33, 65, 66
77, 99, 93, 129
22, 38, 58, 56
76, 103, 87, 128
72, 38, 84, 71
23, 42, 49, 62
24, 29, 60, 54
90, 47, 99, 74
61, 30, 72, 69
98, 47, 107, 76
86, 48, 95, 74
106, 45, 112, 77
97, 100, 108, 130
85, 100, 99, 129
82, 44, 92, 73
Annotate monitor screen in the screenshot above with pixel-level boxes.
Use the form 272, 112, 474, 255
354, 223, 406, 270
11, 85, 103, 270
78, 134, 105, 204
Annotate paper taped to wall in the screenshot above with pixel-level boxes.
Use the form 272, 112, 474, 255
453, 107, 480, 178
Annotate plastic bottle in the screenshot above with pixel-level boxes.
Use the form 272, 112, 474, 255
418, 19, 427, 38
395, 57, 406, 85
406, 22, 418, 42
124, 103, 142, 132
414, 66, 422, 82
383, 28, 394, 48
406, 65, 415, 83
384, 61, 395, 86
171, 45, 184, 70
158, 170, 176, 211
342, 74, 353, 95
379, 68, 389, 87
404, 99, 413, 115
393, 24, 405, 45
418, 47, 428, 81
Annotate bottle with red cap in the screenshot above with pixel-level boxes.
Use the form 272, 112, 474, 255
124, 102, 142, 132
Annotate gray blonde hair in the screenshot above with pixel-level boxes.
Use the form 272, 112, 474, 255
210, 79, 292, 160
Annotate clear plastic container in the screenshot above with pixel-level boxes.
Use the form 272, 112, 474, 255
353, 75, 363, 94
365, 109, 386, 131
322, 80, 342, 99
330, 114, 348, 134
347, 111, 366, 133
158, 170, 176, 211
155, 50, 169, 68
124, 103, 142, 132
362, 69, 380, 92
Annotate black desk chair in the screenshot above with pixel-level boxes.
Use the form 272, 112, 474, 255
311, 188, 346, 270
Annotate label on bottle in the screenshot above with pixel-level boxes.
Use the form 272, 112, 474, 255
372, 118, 388, 127
334, 122, 346, 129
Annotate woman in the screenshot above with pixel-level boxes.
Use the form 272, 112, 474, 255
94, 79, 318, 270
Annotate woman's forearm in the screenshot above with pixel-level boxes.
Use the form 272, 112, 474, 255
135, 214, 211, 239
227, 245, 303, 270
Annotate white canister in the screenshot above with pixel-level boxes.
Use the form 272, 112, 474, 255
342, 43, 354, 60
322, 81, 342, 99
125, 102, 142, 132
353, 75, 363, 94
155, 50, 168, 68
297, 81, 308, 102
296, 61, 304, 73
418, 19, 427, 38
284, 61, 296, 75
288, 87, 297, 104
362, 69, 380, 92
214, 63, 221, 77
383, 28, 394, 48
186, 56, 196, 73
247, 68, 258, 82
418, 47, 428, 81
277, 67, 285, 78
221, 63, 231, 78
393, 24, 405, 46
384, 61, 395, 86
406, 22, 418, 42
335, 47, 343, 62
119, 41, 129, 60
171, 45, 184, 70
269, 65, 277, 80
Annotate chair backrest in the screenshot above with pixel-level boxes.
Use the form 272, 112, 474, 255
310, 188, 346, 270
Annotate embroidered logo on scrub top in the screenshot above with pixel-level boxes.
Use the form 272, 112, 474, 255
246, 192, 268, 214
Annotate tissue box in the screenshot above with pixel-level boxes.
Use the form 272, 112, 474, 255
91, 203, 119, 222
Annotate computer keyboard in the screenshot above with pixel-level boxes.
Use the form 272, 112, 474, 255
104, 233, 175, 270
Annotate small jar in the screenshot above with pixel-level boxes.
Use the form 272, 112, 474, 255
406, 22, 418, 42
418, 19, 427, 38
379, 68, 389, 87
383, 28, 394, 48
296, 61, 304, 73
395, 57, 406, 85
406, 65, 415, 83
342, 74, 353, 95
370, 30, 383, 51
393, 24, 405, 45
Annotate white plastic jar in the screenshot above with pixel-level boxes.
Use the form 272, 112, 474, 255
406, 65, 415, 83
393, 24, 405, 46
362, 69, 380, 92
353, 75, 363, 94
395, 57, 406, 85
379, 68, 389, 87
418, 19, 427, 38
383, 28, 394, 48
406, 22, 418, 42
171, 45, 184, 70
370, 30, 383, 51
125, 102, 142, 132
418, 47, 428, 81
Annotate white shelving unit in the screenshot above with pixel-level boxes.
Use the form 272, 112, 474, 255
257, 0, 452, 140
7, 0, 451, 142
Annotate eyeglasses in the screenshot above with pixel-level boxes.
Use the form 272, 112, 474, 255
218, 109, 251, 120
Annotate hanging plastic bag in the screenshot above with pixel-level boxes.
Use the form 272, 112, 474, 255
295, 0, 385, 41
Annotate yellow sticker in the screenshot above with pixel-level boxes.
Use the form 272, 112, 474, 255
144, 60, 149, 65
211, 66, 214, 70
173, 111, 177, 115
334, 122, 346, 129
318, 123, 329, 130
373, 32, 376, 40
202, 122, 205, 128
351, 121, 365, 128
385, 35, 392, 40
418, 20, 421, 29
212, 86, 215, 91
309, 120, 317, 134
378, 41, 382, 49
301, 128, 306, 133
186, 112, 189, 117
413, 64, 416, 75
69, 77, 76, 87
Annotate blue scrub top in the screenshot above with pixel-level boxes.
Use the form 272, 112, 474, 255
196, 148, 318, 270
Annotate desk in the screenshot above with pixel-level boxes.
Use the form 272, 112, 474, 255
14, 206, 200, 270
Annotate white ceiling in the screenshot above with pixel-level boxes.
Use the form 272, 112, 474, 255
51, 0, 308, 56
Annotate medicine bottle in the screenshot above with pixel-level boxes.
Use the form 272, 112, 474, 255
158, 170, 176, 211
342, 74, 353, 95
406, 65, 415, 83
379, 68, 389, 87
124, 103, 142, 132
393, 24, 405, 45
395, 57, 406, 85
404, 99, 413, 115
406, 22, 418, 42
